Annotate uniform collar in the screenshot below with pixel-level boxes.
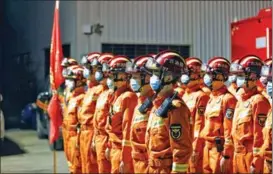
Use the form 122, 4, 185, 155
185, 84, 200, 94
240, 87, 258, 101
153, 90, 174, 107
72, 86, 85, 97
211, 85, 227, 97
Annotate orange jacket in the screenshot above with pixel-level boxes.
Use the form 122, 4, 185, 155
261, 108, 272, 162
62, 87, 85, 128
174, 86, 185, 99
79, 84, 107, 126
232, 88, 270, 168
228, 83, 238, 97
130, 90, 154, 161
200, 86, 237, 158
93, 88, 114, 135
106, 86, 138, 163
182, 85, 209, 153
145, 94, 193, 173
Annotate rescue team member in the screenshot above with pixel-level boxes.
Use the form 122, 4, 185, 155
92, 53, 114, 173
125, 55, 154, 173
104, 56, 138, 173
230, 55, 271, 173
62, 65, 86, 173
181, 57, 210, 173
145, 50, 193, 173
61, 58, 79, 162
78, 52, 102, 173
227, 59, 240, 97
260, 63, 272, 174
259, 58, 272, 101
200, 57, 237, 173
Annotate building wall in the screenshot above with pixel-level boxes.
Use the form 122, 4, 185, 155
76, 1, 271, 62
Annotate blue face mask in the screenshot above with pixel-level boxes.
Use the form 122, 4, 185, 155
83, 68, 90, 79
130, 78, 141, 92
266, 81, 272, 97
236, 76, 245, 88
203, 74, 212, 87
95, 71, 103, 82
228, 75, 237, 83
107, 78, 115, 89
150, 75, 161, 91
181, 74, 190, 85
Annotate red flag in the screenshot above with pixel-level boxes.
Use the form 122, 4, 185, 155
47, 0, 65, 144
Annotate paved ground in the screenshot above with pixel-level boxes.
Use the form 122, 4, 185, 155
1, 130, 69, 173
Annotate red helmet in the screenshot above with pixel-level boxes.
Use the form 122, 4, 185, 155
145, 50, 187, 79
91, 53, 114, 67
148, 53, 157, 58
230, 55, 263, 79
61, 57, 78, 67
103, 55, 131, 72
125, 55, 153, 74
81, 52, 101, 67
65, 65, 85, 80
185, 57, 202, 74
202, 56, 230, 80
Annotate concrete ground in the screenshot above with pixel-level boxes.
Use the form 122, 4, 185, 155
0, 130, 69, 173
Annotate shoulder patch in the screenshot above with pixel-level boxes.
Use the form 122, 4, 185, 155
198, 106, 206, 116
257, 114, 267, 127
170, 124, 182, 140
225, 108, 234, 120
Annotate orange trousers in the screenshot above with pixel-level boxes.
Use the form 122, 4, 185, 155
63, 129, 81, 173
94, 134, 111, 173
203, 144, 221, 173
233, 152, 263, 173
188, 153, 203, 173
133, 159, 148, 174
79, 129, 98, 174
264, 160, 272, 174
110, 147, 122, 173
147, 166, 171, 174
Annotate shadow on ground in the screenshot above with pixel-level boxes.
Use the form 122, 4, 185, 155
0, 137, 26, 156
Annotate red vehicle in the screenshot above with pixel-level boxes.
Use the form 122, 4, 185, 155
231, 7, 272, 62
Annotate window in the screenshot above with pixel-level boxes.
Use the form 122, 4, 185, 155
101, 44, 190, 59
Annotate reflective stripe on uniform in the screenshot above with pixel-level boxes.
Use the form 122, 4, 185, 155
122, 139, 131, 147
194, 131, 199, 138
253, 147, 261, 154
172, 163, 188, 172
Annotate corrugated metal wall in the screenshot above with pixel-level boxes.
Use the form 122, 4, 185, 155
94, 1, 271, 62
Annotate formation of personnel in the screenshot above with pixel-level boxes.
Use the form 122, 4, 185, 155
59, 50, 272, 174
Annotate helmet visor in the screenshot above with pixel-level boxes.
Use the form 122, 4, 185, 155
91, 58, 99, 66
230, 63, 243, 74
125, 61, 139, 73
145, 57, 160, 70
81, 56, 88, 65
261, 65, 271, 77
102, 63, 110, 72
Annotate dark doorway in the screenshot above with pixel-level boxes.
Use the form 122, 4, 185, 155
44, 44, 71, 79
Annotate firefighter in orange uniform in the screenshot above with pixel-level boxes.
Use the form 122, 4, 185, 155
125, 55, 154, 173
227, 59, 240, 97
145, 50, 193, 173
60, 58, 78, 163
62, 65, 86, 173
92, 53, 114, 173
230, 55, 271, 173
78, 52, 102, 173
260, 62, 272, 174
200, 57, 237, 173
181, 57, 210, 173
104, 56, 138, 173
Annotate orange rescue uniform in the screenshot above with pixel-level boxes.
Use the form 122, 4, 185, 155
93, 88, 114, 173
130, 90, 154, 173
62, 87, 85, 173
232, 88, 270, 173
201, 86, 237, 173
146, 94, 193, 173
78, 83, 107, 173
182, 85, 209, 173
200, 83, 211, 95
106, 86, 138, 173
174, 86, 185, 99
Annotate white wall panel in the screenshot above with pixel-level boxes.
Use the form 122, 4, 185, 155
89, 1, 271, 62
